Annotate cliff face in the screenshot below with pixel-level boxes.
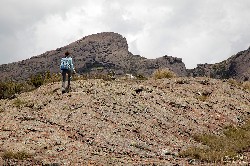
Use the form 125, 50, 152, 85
188, 47, 250, 81
0, 32, 187, 81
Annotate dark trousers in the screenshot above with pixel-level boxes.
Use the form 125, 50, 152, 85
62, 69, 72, 89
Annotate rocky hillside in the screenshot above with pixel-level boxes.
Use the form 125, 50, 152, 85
1, 31, 249, 82
188, 47, 250, 81
0, 77, 249, 165
0, 32, 186, 81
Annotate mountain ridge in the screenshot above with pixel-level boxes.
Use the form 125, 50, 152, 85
0, 32, 187, 82
0, 32, 249, 82
188, 47, 250, 81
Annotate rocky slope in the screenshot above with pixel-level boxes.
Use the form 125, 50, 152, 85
0, 77, 249, 165
1, 31, 249, 82
0, 32, 186, 82
189, 47, 250, 81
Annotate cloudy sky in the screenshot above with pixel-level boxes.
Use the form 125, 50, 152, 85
1, 0, 250, 68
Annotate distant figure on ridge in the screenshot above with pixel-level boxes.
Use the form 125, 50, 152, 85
60, 51, 76, 93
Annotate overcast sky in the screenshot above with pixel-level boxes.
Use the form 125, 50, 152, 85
1, 0, 250, 68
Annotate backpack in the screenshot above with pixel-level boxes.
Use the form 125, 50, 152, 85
60, 57, 72, 70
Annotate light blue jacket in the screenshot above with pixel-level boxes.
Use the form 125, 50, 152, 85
60, 57, 74, 71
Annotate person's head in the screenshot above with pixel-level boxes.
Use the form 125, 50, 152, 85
65, 51, 70, 57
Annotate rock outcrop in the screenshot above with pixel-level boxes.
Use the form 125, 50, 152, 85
188, 47, 250, 81
0, 32, 187, 81
1, 31, 249, 82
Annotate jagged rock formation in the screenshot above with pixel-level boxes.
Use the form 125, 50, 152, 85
188, 47, 250, 81
0, 77, 249, 165
0, 32, 187, 81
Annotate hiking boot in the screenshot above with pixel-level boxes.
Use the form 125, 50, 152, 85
62, 87, 66, 94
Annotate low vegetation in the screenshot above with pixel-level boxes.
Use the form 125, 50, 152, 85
227, 78, 241, 87
152, 68, 176, 79
86, 73, 115, 81
0, 71, 62, 99
2, 150, 32, 160
0, 81, 32, 99
242, 81, 250, 91
180, 120, 250, 163
0, 71, 150, 100
29, 71, 62, 87
228, 79, 250, 91
196, 94, 208, 102
13, 98, 27, 108
135, 74, 148, 80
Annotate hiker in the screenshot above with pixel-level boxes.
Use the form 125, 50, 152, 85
60, 51, 75, 93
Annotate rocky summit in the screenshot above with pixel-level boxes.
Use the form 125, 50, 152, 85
0, 77, 249, 165
0, 32, 249, 82
0, 32, 186, 82
188, 47, 250, 81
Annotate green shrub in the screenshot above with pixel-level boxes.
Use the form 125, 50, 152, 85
0, 71, 63, 99
0, 81, 32, 99
28, 72, 62, 87
43, 72, 62, 84
0, 71, 86, 99
153, 68, 176, 79
29, 74, 44, 88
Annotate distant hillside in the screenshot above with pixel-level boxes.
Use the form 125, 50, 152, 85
0, 32, 187, 81
188, 47, 250, 81
1, 32, 249, 82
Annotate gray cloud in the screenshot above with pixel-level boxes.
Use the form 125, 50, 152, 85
1, 0, 250, 68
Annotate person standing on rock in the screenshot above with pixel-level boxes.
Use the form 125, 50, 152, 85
60, 51, 76, 93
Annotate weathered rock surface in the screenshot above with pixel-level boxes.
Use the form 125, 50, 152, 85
188, 47, 250, 81
0, 77, 249, 165
0, 32, 187, 81
1, 31, 250, 82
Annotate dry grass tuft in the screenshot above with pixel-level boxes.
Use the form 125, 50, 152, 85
153, 68, 176, 79
242, 81, 250, 91
13, 98, 27, 108
2, 150, 32, 160
180, 120, 250, 162
227, 78, 241, 87
228, 79, 250, 91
